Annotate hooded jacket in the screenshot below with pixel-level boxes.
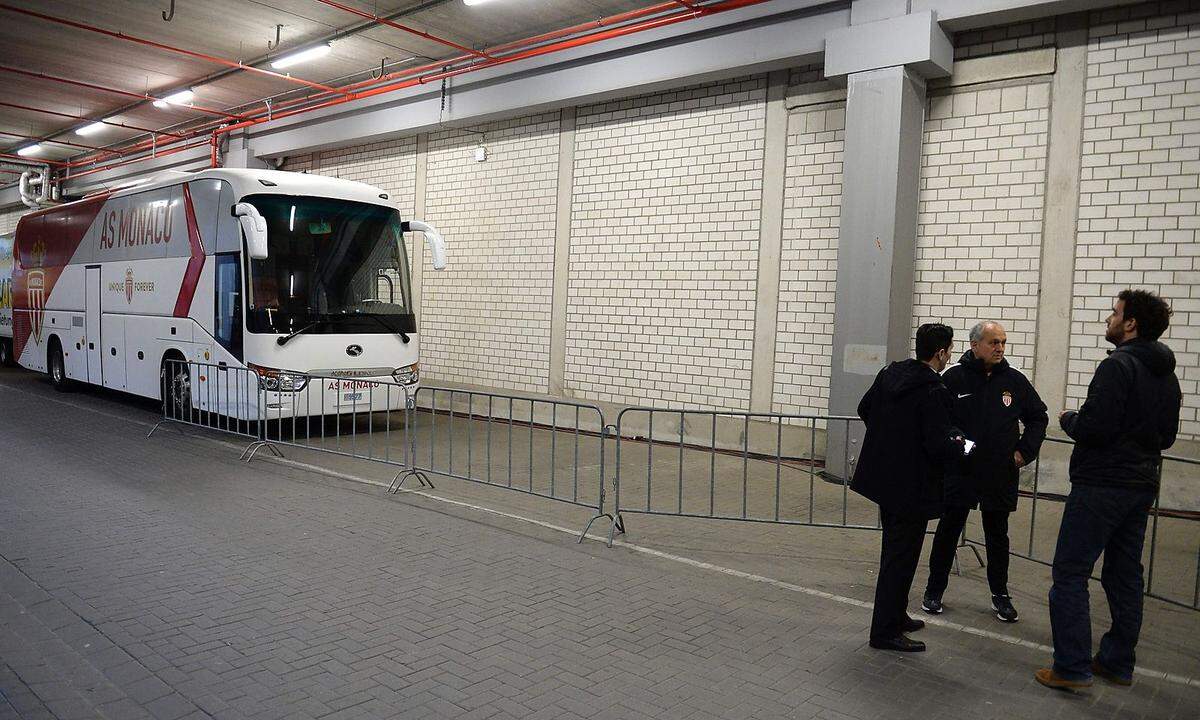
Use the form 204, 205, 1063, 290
850, 359, 963, 520
941, 351, 1048, 512
1060, 338, 1182, 488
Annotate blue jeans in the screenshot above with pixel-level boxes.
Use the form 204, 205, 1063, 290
1048, 484, 1156, 681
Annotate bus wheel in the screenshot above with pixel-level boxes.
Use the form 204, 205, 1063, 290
0, 339, 11, 367
162, 357, 192, 420
48, 340, 74, 392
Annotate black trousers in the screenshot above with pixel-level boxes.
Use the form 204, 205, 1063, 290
926, 507, 1010, 598
870, 509, 928, 641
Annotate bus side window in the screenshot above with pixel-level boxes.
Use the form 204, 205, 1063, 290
214, 253, 243, 360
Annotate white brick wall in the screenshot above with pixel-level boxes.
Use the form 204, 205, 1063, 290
1068, 2, 1200, 440
0, 208, 28, 234
421, 114, 560, 393
565, 78, 766, 409
772, 100, 844, 416
913, 82, 1051, 373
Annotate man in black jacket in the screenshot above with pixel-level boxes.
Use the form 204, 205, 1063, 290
1036, 290, 1182, 691
852, 323, 964, 652
922, 321, 1048, 623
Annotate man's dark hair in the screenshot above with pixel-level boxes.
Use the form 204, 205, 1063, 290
915, 323, 954, 361
1118, 289, 1173, 341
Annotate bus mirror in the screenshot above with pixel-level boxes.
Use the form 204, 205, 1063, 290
234, 203, 269, 260
405, 220, 447, 270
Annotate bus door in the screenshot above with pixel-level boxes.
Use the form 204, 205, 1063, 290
85, 266, 102, 383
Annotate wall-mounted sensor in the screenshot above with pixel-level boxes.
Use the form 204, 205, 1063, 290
474, 145, 487, 162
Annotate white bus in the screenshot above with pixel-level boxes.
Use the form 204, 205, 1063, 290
0, 233, 12, 366
3, 168, 445, 419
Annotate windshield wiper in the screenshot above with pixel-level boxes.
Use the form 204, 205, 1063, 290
353, 312, 410, 344
276, 317, 329, 346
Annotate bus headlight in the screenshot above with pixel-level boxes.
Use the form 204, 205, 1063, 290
250, 364, 310, 392
392, 363, 419, 385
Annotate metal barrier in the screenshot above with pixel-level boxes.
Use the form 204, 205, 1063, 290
146, 361, 1198, 610
148, 359, 261, 440
406, 387, 613, 541
963, 436, 1200, 611
610, 407, 871, 546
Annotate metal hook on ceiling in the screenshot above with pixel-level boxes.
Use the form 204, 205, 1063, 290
268, 24, 283, 50
370, 57, 390, 80
161, 0, 175, 22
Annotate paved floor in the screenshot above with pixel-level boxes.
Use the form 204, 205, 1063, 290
0, 368, 1197, 719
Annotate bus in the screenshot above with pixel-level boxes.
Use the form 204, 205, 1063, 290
3, 168, 446, 420
0, 233, 12, 366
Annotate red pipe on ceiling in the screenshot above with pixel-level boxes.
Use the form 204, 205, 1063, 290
0, 101, 187, 139
61, 139, 214, 182
57, 0, 770, 178
0, 65, 252, 121
314, 0, 493, 60
0, 3, 351, 97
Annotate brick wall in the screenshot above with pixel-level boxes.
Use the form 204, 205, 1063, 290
953, 17, 1058, 60
913, 82, 1051, 373
421, 114, 560, 393
772, 74, 844, 416
0, 208, 28, 234
1068, 1, 1200, 440
565, 78, 766, 408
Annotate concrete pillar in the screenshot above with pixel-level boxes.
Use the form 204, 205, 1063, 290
549, 107, 577, 397
822, 8, 953, 479
1033, 14, 1089, 416
749, 70, 790, 413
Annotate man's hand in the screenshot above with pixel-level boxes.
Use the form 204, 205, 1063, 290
1014, 450, 1026, 468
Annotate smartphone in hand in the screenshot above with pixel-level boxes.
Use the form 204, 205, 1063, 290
962, 439, 976, 455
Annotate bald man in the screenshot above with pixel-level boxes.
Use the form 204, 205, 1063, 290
921, 321, 1047, 623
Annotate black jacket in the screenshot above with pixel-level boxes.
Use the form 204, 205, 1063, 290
851, 359, 963, 520
1061, 339, 1181, 489
941, 352, 1048, 512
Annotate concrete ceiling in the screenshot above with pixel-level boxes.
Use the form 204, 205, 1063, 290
0, 0, 653, 162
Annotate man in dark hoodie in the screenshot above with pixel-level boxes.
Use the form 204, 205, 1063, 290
852, 323, 964, 652
1036, 290, 1181, 691
922, 321, 1047, 623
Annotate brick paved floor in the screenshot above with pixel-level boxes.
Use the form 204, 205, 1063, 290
0, 370, 1197, 719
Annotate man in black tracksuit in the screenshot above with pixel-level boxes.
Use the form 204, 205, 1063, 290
1036, 290, 1182, 691
922, 321, 1048, 623
851, 323, 964, 652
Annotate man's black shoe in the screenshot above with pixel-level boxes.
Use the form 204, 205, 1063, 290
903, 616, 925, 633
921, 593, 944, 614
992, 594, 1019, 623
869, 635, 926, 652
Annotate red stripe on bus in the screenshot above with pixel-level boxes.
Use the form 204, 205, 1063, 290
173, 182, 206, 318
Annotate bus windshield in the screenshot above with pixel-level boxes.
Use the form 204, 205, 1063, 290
243, 194, 415, 335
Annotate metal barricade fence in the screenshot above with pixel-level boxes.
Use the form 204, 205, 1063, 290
610, 407, 871, 546
149, 359, 261, 440
150, 360, 614, 542
407, 387, 613, 541
962, 436, 1200, 610
146, 362, 1198, 611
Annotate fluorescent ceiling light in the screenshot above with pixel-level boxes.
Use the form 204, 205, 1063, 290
271, 43, 332, 69
76, 121, 107, 136
462, 0, 499, 5
153, 89, 194, 108
16, 144, 42, 156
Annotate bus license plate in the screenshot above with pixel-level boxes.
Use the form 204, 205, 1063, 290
343, 392, 363, 403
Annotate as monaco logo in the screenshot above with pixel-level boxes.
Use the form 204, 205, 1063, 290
125, 268, 134, 304
27, 269, 45, 344
27, 237, 47, 344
